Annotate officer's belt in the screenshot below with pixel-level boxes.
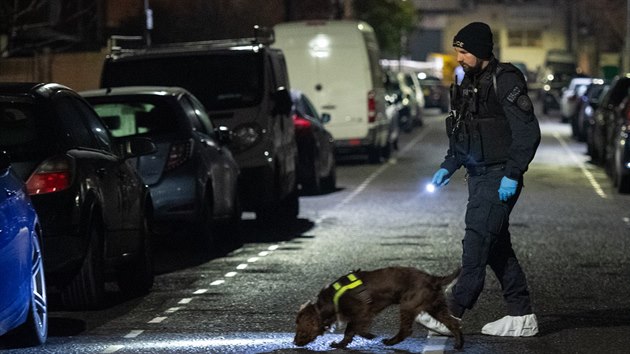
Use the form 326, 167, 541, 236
466, 163, 505, 176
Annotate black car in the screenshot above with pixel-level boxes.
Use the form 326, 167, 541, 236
290, 89, 336, 195
0, 83, 156, 310
100, 30, 299, 224
418, 75, 450, 113
574, 81, 607, 142
81, 86, 242, 251
589, 77, 630, 170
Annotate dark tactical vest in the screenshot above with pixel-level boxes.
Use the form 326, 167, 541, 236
447, 61, 524, 167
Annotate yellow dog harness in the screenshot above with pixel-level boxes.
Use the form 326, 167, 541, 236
332, 273, 369, 314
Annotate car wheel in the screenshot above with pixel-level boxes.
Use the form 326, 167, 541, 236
381, 140, 392, 160
399, 114, 413, 133
321, 158, 336, 193
614, 150, 630, 194
7, 231, 48, 347
279, 187, 299, 220
301, 149, 321, 195
194, 197, 215, 252
117, 209, 154, 296
215, 191, 243, 253
61, 215, 105, 310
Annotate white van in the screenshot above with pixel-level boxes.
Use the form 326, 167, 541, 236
273, 20, 390, 163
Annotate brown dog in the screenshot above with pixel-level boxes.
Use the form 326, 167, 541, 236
293, 266, 463, 349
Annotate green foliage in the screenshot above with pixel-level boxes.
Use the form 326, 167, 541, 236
353, 0, 418, 57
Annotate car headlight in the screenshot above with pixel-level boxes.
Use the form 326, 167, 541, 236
231, 123, 262, 152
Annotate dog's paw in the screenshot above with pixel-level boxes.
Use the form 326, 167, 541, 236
382, 337, 401, 346
360, 332, 376, 339
330, 341, 347, 349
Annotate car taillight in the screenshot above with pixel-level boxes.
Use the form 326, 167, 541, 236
26, 156, 72, 195
165, 139, 193, 171
368, 90, 376, 123
293, 114, 312, 129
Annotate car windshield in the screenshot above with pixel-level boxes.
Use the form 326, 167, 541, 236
0, 102, 61, 161
89, 99, 183, 137
102, 52, 264, 111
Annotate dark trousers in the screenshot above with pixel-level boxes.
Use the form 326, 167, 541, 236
449, 169, 533, 318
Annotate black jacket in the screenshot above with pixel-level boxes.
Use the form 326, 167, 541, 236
441, 58, 540, 180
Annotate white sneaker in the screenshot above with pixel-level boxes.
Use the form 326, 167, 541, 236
416, 311, 460, 336
481, 314, 539, 337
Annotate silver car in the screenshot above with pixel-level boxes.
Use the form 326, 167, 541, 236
81, 86, 241, 252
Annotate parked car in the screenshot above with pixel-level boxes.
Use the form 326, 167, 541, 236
586, 83, 610, 156
589, 76, 630, 170
610, 93, 630, 193
418, 75, 450, 113
290, 89, 336, 195
274, 20, 390, 164
574, 80, 606, 142
81, 86, 241, 250
0, 151, 47, 347
383, 70, 423, 132
0, 83, 156, 310
398, 70, 425, 127
560, 77, 593, 123
101, 29, 299, 224
536, 50, 578, 114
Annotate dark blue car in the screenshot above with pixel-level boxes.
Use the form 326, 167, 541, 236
0, 151, 47, 347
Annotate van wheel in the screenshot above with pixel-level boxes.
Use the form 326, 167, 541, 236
61, 215, 105, 310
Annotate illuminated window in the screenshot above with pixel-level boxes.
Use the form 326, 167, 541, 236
507, 30, 542, 47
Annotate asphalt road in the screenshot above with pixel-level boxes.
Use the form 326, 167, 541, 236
3, 106, 630, 354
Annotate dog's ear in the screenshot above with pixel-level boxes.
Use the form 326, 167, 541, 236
298, 300, 313, 312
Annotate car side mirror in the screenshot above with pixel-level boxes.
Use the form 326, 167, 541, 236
321, 113, 331, 124
118, 136, 157, 159
0, 150, 10, 171
214, 125, 233, 145
273, 87, 292, 115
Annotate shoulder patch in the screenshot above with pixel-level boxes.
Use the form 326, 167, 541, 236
516, 94, 533, 112
506, 86, 521, 103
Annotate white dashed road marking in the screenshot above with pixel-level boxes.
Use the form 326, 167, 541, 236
553, 132, 607, 198
124, 330, 144, 338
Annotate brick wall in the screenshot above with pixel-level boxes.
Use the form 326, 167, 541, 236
0, 49, 107, 92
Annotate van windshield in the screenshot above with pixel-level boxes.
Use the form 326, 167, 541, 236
102, 53, 264, 111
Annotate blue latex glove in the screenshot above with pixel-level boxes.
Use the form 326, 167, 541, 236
498, 176, 518, 201
431, 168, 450, 187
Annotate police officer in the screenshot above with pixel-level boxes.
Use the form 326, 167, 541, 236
429, 22, 541, 337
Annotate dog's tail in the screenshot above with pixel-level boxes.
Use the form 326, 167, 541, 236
438, 267, 461, 286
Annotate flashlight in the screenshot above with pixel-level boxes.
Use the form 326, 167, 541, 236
426, 183, 436, 193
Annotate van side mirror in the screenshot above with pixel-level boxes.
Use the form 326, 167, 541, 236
273, 87, 292, 115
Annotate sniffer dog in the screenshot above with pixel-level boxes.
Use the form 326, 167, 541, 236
293, 266, 463, 349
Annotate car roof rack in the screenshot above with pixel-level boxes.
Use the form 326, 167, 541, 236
108, 25, 275, 56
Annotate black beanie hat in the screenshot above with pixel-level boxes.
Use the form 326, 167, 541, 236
453, 22, 493, 60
